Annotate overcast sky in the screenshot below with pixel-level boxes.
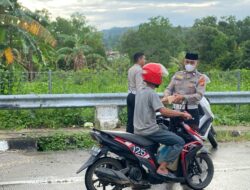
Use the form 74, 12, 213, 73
18, 0, 250, 30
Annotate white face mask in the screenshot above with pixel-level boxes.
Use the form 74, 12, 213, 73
185, 64, 196, 72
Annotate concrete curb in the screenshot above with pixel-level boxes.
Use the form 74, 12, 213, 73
0, 138, 37, 151
0, 140, 9, 151
0, 127, 249, 152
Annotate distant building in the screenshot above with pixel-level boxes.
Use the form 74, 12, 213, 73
106, 50, 120, 60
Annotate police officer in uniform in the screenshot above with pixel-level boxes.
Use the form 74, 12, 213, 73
162, 53, 207, 131
126, 52, 145, 133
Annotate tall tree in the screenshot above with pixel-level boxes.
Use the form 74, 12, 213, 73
52, 13, 106, 71
237, 17, 250, 44
0, 0, 56, 80
120, 16, 184, 67
186, 26, 229, 70
240, 40, 250, 69
56, 34, 89, 71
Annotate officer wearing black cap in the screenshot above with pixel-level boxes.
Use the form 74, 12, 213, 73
162, 53, 208, 131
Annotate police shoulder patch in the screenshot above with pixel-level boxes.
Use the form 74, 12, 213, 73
198, 75, 206, 86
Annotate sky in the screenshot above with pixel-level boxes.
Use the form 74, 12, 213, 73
18, 0, 250, 30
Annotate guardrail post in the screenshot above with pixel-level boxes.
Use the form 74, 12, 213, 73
48, 70, 52, 94
95, 105, 119, 129
237, 70, 241, 91
236, 71, 241, 117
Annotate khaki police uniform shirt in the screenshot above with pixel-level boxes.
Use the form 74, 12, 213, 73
128, 64, 144, 94
164, 70, 207, 105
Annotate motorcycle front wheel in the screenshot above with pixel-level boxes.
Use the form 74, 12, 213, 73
85, 157, 124, 190
186, 153, 214, 190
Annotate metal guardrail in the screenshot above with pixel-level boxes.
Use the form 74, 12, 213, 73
205, 91, 250, 104
0, 92, 249, 109
0, 93, 127, 109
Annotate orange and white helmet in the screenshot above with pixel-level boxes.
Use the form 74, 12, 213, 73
142, 63, 168, 86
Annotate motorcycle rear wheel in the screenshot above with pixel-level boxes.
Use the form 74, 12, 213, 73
85, 157, 124, 190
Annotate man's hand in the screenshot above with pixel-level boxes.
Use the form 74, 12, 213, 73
181, 111, 192, 120
161, 96, 175, 104
172, 94, 185, 104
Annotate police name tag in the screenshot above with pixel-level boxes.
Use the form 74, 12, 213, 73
173, 104, 185, 110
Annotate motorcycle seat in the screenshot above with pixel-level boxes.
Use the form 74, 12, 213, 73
104, 130, 156, 147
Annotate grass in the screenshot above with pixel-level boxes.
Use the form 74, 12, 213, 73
37, 132, 96, 151
2, 69, 250, 95
216, 131, 250, 142
0, 108, 95, 129
0, 66, 249, 130
0, 101, 249, 130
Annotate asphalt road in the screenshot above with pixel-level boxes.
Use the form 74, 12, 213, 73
0, 142, 250, 190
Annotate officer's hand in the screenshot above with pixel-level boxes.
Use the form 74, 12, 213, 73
181, 111, 192, 120
161, 96, 169, 103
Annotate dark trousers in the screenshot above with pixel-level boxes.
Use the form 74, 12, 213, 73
146, 128, 185, 163
185, 108, 200, 130
126, 93, 135, 133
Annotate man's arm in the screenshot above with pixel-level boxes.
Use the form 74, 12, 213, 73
159, 107, 192, 119
150, 90, 191, 119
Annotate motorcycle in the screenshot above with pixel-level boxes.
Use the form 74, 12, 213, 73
199, 97, 218, 148
77, 119, 214, 190
157, 96, 218, 149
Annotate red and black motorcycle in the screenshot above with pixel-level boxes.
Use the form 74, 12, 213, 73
77, 118, 214, 190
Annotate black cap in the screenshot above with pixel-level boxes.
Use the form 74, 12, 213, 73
185, 53, 198, 60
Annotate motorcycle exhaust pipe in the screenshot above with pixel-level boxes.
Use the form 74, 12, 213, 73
95, 168, 131, 185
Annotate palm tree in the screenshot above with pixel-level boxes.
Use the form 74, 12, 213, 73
169, 51, 186, 70
56, 34, 91, 71
0, 0, 56, 80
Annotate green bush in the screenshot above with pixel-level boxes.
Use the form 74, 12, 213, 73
2, 67, 249, 95
213, 105, 250, 126
119, 107, 127, 126
37, 132, 95, 151
0, 108, 95, 129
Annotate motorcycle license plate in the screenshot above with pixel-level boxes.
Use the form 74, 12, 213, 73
90, 146, 101, 156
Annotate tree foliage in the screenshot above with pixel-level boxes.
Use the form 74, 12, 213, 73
120, 15, 250, 70
120, 16, 184, 67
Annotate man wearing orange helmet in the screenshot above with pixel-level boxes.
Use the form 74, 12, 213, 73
134, 63, 192, 178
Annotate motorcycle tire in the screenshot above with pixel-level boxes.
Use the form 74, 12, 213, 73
208, 129, 218, 149
186, 153, 214, 190
85, 157, 123, 190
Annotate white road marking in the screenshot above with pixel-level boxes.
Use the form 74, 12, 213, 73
1, 166, 250, 186
0, 176, 83, 186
